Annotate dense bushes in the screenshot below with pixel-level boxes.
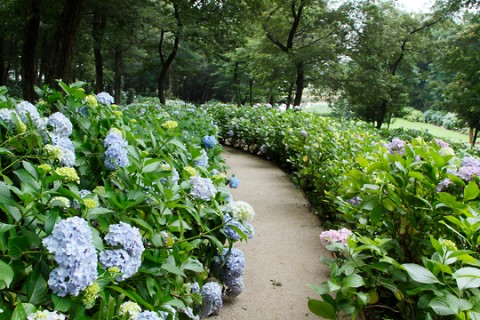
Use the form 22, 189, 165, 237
0, 85, 253, 319
206, 103, 480, 319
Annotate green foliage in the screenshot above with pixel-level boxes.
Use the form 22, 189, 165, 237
206, 103, 480, 319
0, 84, 250, 318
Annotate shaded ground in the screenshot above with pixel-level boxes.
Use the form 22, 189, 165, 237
213, 147, 330, 320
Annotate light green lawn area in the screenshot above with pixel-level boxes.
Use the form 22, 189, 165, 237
301, 101, 331, 114
301, 103, 469, 143
389, 118, 469, 143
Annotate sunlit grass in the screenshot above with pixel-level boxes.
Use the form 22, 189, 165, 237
389, 118, 469, 143
302, 103, 469, 143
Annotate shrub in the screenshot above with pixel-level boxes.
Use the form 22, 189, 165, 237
0, 84, 253, 319
205, 103, 480, 319
402, 107, 424, 122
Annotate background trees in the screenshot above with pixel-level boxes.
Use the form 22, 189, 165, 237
0, 0, 478, 131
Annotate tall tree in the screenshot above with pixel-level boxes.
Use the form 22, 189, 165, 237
438, 15, 480, 144
21, 0, 42, 101
262, 0, 340, 106
340, 0, 440, 128
45, 0, 87, 86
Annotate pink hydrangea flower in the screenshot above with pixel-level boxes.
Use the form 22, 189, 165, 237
320, 228, 352, 246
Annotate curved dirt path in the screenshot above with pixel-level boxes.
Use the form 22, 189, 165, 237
214, 147, 330, 320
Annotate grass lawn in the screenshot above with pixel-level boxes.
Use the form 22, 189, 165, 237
389, 118, 469, 143
301, 103, 470, 143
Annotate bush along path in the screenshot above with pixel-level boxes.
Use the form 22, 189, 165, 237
206, 103, 480, 319
214, 146, 330, 320
0, 85, 261, 319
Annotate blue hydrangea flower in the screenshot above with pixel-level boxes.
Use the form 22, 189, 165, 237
99, 222, 144, 281
0, 108, 18, 130
222, 215, 254, 241
189, 176, 217, 201
171, 167, 180, 185
212, 248, 245, 298
42, 217, 98, 297
346, 196, 362, 207
99, 249, 141, 281
73, 189, 92, 209
300, 130, 308, 138
104, 130, 129, 170
201, 135, 217, 149
105, 144, 129, 170
47, 112, 72, 137
104, 130, 126, 148
195, 150, 209, 168
198, 282, 223, 318
462, 156, 480, 167
51, 135, 76, 167
103, 222, 144, 257
385, 138, 406, 156
136, 311, 166, 320
96, 92, 114, 106
227, 130, 234, 137
228, 177, 239, 188
15, 101, 46, 129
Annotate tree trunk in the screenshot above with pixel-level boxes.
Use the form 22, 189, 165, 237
376, 100, 388, 129
0, 35, 5, 85
92, 10, 106, 93
21, 0, 42, 101
114, 47, 122, 104
46, 0, 87, 86
286, 82, 294, 108
158, 3, 181, 105
293, 62, 304, 106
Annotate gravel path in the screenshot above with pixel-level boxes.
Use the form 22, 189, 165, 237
213, 147, 330, 320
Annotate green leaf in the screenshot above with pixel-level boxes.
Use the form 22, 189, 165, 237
452, 267, 480, 290
307, 299, 336, 319
26, 273, 48, 305
52, 294, 73, 312
0, 260, 14, 289
161, 256, 186, 277
464, 181, 480, 202
8, 235, 29, 260
0, 223, 15, 235
402, 264, 442, 284
342, 274, 364, 288
11, 300, 27, 320
182, 258, 204, 273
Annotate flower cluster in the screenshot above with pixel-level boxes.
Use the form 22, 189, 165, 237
96, 92, 114, 106
104, 128, 129, 170
385, 138, 406, 156
222, 214, 254, 241
54, 167, 80, 183
213, 248, 245, 298
194, 149, 209, 168
99, 222, 145, 281
137, 311, 167, 320
16, 101, 46, 130
189, 176, 217, 201
346, 196, 362, 207
0, 108, 20, 130
27, 310, 66, 320
319, 228, 353, 247
51, 135, 76, 167
85, 95, 98, 108
162, 120, 178, 130
47, 112, 73, 137
201, 135, 217, 149
300, 130, 308, 138
197, 282, 223, 318
42, 217, 98, 297
455, 156, 480, 181
228, 176, 239, 188
225, 201, 255, 222
184, 166, 198, 177
119, 301, 142, 319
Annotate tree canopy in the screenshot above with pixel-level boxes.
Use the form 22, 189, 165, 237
0, 0, 478, 129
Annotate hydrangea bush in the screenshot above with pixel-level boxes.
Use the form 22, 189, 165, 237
205, 103, 480, 319
0, 84, 253, 319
